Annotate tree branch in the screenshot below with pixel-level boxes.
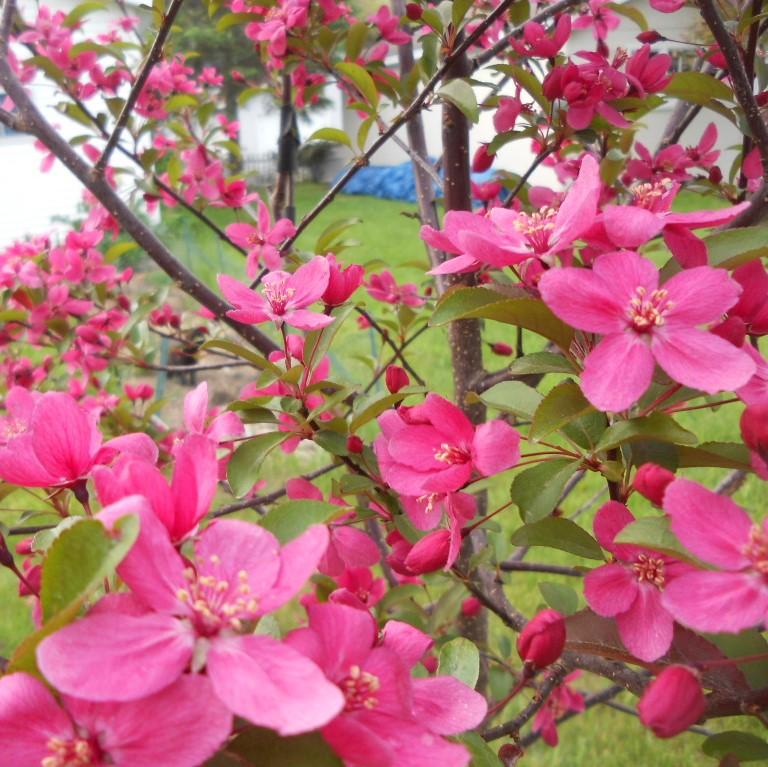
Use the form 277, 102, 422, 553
498, 561, 584, 576
94, 0, 187, 175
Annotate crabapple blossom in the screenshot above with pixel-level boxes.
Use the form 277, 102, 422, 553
638, 666, 705, 738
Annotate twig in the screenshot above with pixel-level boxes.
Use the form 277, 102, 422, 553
361, 323, 429, 395
715, 469, 747, 496
602, 699, 713, 736
94, 0, 187, 175
126, 359, 253, 373
356, 308, 425, 385
503, 145, 558, 208
498, 561, 583, 576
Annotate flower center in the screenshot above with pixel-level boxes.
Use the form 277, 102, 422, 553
176, 556, 259, 636
263, 278, 295, 315
627, 286, 673, 333
434, 443, 471, 465
743, 525, 768, 577
247, 232, 266, 248
43, 737, 100, 767
340, 665, 380, 711
633, 179, 673, 211
632, 553, 665, 587
513, 207, 558, 253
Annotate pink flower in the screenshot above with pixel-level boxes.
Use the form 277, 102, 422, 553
572, 0, 620, 39
219, 256, 335, 331
323, 254, 364, 307
182, 381, 244, 445
0, 672, 231, 767
512, 15, 571, 57
286, 477, 380, 577
584, 501, 692, 661
226, 198, 296, 275
286, 603, 487, 767
661, 479, 768, 633
493, 95, 522, 133
366, 270, 424, 307
532, 671, 585, 746
0, 391, 157, 488
374, 394, 521, 495
638, 666, 705, 738
330, 567, 387, 609
539, 250, 756, 411
368, 5, 410, 44
37, 499, 344, 734
94, 435, 217, 543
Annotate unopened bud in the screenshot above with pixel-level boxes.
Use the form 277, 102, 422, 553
490, 342, 514, 356
15, 538, 33, 556
472, 144, 494, 173
498, 743, 524, 766
405, 2, 422, 20
422, 655, 438, 673
741, 404, 768, 461
385, 365, 410, 394
637, 30, 665, 43
708, 165, 723, 184
462, 596, 482, 617
347, 435, 364, 454
638, 665, 705, 738
633, 463, 675, 506
517, 609, 566, 671
404, 529, 451, 574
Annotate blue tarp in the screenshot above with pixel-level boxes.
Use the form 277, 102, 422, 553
336, 161, 496, 203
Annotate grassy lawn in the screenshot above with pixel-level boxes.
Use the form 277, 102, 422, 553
2, 183, 765, 764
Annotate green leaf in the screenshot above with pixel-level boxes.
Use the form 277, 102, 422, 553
201, 340, 283, 375
676, 441, 751, 470
506, 352, 575, 375
346, 22, 369, 61
10, 516, 138, 676
477, 380, 543, 419
431, 289, 574, 351
705, 227, 768, 269
664, 72, 734, 104
510, 516, 603, 559
260, 500, 342, 544
437, 637, 480, 687
165, 94, 198, 111
40, 516, 139, 622
452, 0, 474, 27
530, 380, 594, 441
494, 64, 548, 112
456, 732, 503, 767
227, 432, 289, 497
313, 429, 350, 456
613, 516, 693, 561
336, 62, 379, 108
702, 732, 768, 762
438, 79, 480, 123
539, 581, 580, 615
350, 391, 418, 432
608, 2, 648, 29
63, 1, 106, 27
314, 217, 362, 254
510, 459, 583, 523
595, 413, 696, 452
226, 727, 343, 766
306, 127, 354, 152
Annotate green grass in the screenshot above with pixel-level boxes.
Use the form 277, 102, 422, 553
2, 184, 765, 764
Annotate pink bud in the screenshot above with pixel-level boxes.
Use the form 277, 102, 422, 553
633, 463, 675, 507
516, 609, 566, 670
347, 435, 364, 453
422, 655, 438, 673
323, 255, 364, 307
15, 538, 33, 555
462, 596, 482, 617
741, 404, 768, 460
638, 666, 705, 738
405, 2, 422, 20
708, 165, 723, 184
404, 529, 451, 574
385, 365, 410, 394
637, 30, 665, 43
491, 342, 514, 356
472, 144, 494, 173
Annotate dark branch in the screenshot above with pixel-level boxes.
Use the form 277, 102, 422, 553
498, 561, 584, 577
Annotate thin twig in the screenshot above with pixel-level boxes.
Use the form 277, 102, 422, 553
498, 561, 583, 576
94, 0, 187, 175
357, 308, 425, 385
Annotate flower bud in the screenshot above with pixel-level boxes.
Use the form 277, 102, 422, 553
490, 341, 514, 356
741, 404, 768, 462
462, 596, 482, 617
347, 435, 364, 454
404, 529, 451, 574
15, 538, 33, 555
405, 2, 422, 20
708, 165, 723, 184
472, 144, 494, 173
422, 655, 438, 673
517, 609, 566, 670
633, 463, 675, 507
385, 365, 410, 394
498, 743, 524, 766
637, 30, 665, 43
323, 254, 364, 307
638, 666, 705, 738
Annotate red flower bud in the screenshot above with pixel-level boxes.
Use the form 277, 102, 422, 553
490, 341, 514, 356
462, 596, 482, 617
633, 463, 675, 506
741, 404, 768, 461
405, 2, 423, 20
637, 30, 665, 43
385, 365, 410, 394
498, 743, 524, 766
347, 435, 364, 453
638, 666, 705, 738
15, 537, 33, 556
708, 165, 723, 184
323, 255, 364, 307
472, 144, 494, 173
516, 609, 566, 670
422, 655, 438, 673
404, 529, 451, 574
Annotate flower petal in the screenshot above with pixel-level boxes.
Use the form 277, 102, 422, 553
602, 206, 664, 248
663, 266, 742, 326
412, 676, 487, 734
471, 420, 520, 475
616, 584, 673, 661
584, 563, 638, 616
